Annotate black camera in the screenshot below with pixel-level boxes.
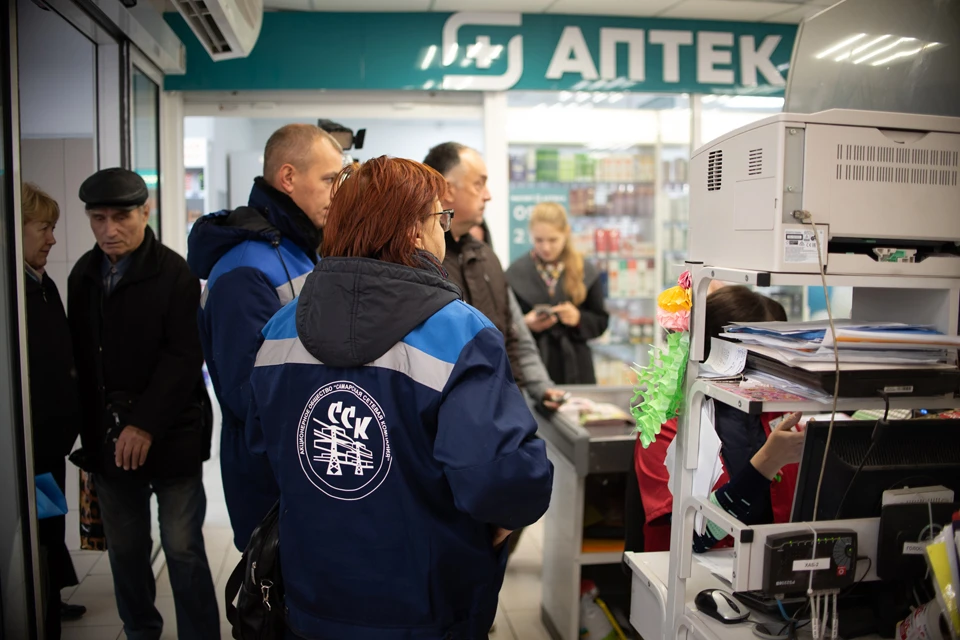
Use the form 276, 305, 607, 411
317, 119, 365, 151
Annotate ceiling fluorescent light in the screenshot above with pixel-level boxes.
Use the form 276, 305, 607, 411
490, 44, 504, 59
608, 93, 624, 104
420, 45, 437, 70
871, 47, 923, 65
815, 33, 867, 59
846, 34, 890, 58
854, 37, 912, 64
466, 42, 482, 58
872, 42, 940, 66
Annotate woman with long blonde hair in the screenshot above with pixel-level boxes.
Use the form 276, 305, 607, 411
506, 202, 609, 384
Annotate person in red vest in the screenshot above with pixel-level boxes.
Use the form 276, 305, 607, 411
635, 286, 806, 552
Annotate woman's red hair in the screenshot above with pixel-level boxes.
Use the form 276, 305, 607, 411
321, 156, 448, 268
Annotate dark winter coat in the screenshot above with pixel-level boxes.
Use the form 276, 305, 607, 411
68, 227, 210, 479
187, 178, 319, 549
442, 232, 524, 387
248, 256, 553, 639
506, 254, 609, 385
25, 271, 81, 470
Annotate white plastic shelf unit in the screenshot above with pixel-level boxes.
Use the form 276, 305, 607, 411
656, 264, 960, 640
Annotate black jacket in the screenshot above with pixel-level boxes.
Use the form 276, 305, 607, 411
25, 271, 81, 474
68, 227, 211, 478
442, 232, 524, 387
506, 254, 609, 385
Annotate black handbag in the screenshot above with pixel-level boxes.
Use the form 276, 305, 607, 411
225, 501, 285, 639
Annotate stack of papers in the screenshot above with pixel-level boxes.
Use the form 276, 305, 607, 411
558, 397, 633, 427
722, 321, 960, 366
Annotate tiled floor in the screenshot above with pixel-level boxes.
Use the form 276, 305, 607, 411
62, 457, 553, 640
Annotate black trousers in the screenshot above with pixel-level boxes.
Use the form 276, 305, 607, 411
36, 459, 80, 640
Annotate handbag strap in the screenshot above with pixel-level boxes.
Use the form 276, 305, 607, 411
224, 553, 246, 639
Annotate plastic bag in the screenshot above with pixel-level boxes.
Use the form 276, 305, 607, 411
35, 473, 67, 520
924, 525, 959, 640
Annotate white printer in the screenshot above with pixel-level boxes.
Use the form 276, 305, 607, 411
688, 109, 960, 276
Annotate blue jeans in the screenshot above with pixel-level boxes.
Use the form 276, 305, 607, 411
95, 472, 220, 640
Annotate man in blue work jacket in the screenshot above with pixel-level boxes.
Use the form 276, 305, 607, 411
187, 124, 344, 550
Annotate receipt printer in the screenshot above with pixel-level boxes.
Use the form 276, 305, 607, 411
763, 530, 857, 595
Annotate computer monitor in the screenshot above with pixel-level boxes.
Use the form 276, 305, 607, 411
791, 419, 960, 522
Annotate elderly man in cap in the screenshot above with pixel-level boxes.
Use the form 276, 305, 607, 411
67, 168, 219, 640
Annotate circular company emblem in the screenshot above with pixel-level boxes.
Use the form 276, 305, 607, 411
296, 381, 392, 501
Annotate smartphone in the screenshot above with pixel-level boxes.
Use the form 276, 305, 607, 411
534, 304, 553, 318
558, 391, 572, 404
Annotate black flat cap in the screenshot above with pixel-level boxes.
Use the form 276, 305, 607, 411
79, 168, 148, 210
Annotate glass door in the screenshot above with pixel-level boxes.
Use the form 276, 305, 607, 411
131, 51, 162, 238
1, 2, 41, 636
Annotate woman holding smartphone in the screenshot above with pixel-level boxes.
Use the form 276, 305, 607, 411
506, 202, 609, 385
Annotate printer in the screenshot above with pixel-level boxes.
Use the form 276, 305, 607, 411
688, 109, 960, 277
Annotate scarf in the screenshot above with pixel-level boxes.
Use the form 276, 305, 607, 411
533, 253, 564, 298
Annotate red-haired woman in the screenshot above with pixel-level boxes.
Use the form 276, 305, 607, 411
246, 156, 554, 640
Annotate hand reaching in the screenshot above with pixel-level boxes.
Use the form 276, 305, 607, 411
751, 412, 805, 481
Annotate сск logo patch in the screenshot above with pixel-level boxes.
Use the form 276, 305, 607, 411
297, 381, 391, 501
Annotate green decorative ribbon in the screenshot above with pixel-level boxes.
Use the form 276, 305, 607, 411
631, 332, 690, 448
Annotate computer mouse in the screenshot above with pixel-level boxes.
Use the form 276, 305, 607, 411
695, 588, 750, 624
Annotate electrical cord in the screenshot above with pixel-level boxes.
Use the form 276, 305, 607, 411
833, 392, 891, 519
792, 210, 839, 523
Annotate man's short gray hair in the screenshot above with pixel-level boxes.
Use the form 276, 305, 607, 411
263, 124, 343, 181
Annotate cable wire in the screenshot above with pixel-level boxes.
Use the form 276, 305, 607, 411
833, 392, 891, 519
794, 210, 839, 522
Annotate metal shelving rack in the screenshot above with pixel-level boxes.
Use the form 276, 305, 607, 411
655, 263, 960, 640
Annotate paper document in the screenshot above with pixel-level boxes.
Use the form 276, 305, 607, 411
665, 400, 723, 525
694, 549, 736, 585
700, 338, 748, 379
742, 343, 953, 369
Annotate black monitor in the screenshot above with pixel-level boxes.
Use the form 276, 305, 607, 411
791, 419, 960, 522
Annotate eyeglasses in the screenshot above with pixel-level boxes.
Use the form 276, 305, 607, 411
432, 209, 455, 233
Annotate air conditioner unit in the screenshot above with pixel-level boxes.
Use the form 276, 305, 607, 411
173, 0, 263, 61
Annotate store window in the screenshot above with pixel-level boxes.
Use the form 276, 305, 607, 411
132, 65, 161, 236
506, 92, 691, 385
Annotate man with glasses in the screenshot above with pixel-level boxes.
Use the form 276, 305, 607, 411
188, 124, 344, 551
68, 168, 219, 640
423, 143, 566, 410
423, 143, 524, 382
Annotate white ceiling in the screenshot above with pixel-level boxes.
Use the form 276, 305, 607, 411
267, 0, 839, 23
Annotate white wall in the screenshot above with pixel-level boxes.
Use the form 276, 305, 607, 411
197, 116, 485, 208
17, 0, 96, 139
184, 117, 257, 213
246, 117, 485, 166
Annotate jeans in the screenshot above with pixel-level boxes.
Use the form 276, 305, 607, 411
95, 472, 220, 640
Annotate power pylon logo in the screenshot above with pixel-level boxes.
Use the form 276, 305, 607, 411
297, 381, 392, 501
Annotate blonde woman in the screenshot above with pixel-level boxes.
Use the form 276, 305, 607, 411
22, 182, 84, 637
506, 203, 609, 385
